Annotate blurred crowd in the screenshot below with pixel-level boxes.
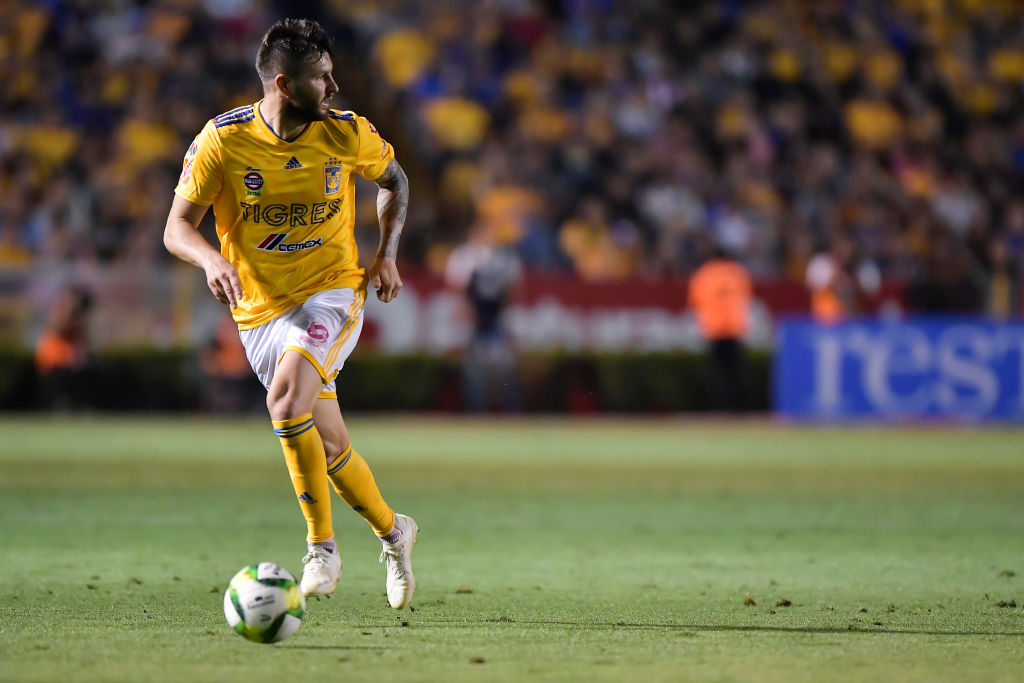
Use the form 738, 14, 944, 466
0, 0, 276, 269
4, 0, 1024, 315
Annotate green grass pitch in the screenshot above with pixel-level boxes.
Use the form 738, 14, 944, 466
1, 416, 1023, 682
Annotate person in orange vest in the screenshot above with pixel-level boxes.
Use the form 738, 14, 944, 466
688, 248, 753, 412
199, 314, 263, 413
34, 285, 93, 410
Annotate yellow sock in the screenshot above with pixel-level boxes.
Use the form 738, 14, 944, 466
272, 413, 334, 543
326, 444, 395, 537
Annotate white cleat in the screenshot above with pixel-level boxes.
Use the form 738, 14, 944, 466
379, 513, 418, 609
300, 544, 341, 598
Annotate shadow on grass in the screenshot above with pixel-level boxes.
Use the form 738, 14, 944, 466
392, 618, 1023, 638
280, 644, 388, 650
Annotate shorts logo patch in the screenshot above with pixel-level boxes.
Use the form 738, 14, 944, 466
306, 321, 329, 343
324, 158, 341, 195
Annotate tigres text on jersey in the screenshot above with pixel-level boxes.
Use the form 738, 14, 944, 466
174, 101, 395, 329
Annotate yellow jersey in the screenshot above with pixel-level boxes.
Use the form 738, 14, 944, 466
174, 101, 395, 329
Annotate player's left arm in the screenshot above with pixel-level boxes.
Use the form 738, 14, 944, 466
368, 158, 409, 303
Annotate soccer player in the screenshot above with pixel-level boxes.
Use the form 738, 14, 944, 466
163, 18, 417, 608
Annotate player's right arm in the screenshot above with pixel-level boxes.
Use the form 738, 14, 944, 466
163, 196, 243, 309
164, 122, 242, 308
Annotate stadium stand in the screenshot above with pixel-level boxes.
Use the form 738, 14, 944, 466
2, 0, 1023, 315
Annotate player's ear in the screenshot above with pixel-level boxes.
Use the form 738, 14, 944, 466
273, 73, 291, 98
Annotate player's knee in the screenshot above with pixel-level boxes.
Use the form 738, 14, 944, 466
321, 433, 350, 462
266, 387, 310, 421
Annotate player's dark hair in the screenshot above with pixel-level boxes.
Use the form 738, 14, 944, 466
255, 18, 333, 82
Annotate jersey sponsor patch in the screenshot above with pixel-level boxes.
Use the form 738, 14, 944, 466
243, 171, 264, 191
179, 139, 197, 184
255, 232, 324, 253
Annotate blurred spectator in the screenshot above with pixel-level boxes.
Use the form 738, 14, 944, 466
983, 237, 1019, 319
199, 314, 262, 413
688, 249, 752, 411
907, 232, 985, 313
445, 225, 522, 412
34, 285, 94, 410
559, 196, 640, 282
805, 237, 881, 323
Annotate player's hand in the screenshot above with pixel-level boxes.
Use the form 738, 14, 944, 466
369, 256, 402, 303
202, 254, 243, 308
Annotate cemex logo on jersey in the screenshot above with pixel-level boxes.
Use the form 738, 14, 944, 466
255, 232, 324, 253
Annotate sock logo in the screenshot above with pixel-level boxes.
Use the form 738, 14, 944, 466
298, 491, 318, 504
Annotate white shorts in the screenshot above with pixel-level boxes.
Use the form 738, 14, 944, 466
239, 288, 367, 398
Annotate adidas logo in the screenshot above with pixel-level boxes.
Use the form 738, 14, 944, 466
284, 156, 303, 169
298, 491, 317, 504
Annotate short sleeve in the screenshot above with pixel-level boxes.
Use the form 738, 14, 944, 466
352, 115, 395, 181
173, 121, 222, 206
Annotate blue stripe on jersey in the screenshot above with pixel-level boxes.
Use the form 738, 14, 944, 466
328, 111, 354, 121
214, 110, 254, 126
215, 109, 254, 124
215, 105, 254, 122
215, 114, 254, 128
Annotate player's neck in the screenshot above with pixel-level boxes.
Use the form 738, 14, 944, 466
258, 98, 309, 142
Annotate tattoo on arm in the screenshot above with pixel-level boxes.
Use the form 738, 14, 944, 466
374, 159, 409, 260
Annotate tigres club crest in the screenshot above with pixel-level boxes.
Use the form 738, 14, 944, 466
324, 158, 342, 195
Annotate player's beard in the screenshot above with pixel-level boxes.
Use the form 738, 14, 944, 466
284, 93, 329, 123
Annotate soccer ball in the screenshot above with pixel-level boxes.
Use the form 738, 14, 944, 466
223, 562, 305, 643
